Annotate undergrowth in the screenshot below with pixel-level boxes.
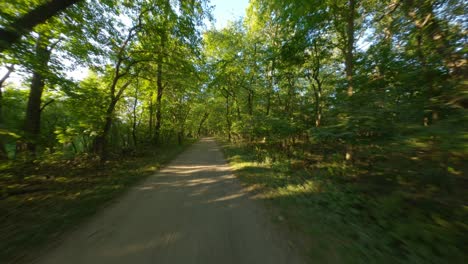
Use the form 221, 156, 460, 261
221, 141, 467, 264
0, 141, 193, 264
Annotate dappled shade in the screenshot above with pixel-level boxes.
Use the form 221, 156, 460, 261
0, 0, 466, 263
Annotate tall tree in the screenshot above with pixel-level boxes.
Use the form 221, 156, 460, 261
22, 33, 58, 154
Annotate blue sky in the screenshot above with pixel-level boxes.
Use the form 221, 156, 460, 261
209, 0, 250, 28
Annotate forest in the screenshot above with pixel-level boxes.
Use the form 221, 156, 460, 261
0, 0, 466, 263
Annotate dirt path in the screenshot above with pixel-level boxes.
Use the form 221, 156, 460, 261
34, 138, 304, 264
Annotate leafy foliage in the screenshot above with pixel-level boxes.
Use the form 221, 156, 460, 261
203, 0, 466, 263
0, 0, 466, 263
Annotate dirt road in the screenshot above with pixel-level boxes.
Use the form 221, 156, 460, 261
34, 138, 303, 264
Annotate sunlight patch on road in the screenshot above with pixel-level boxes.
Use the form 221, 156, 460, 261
162, 165, 231, 174
101, 232, 182, 257
206, 191, 246, 203
185, 177, 219, 186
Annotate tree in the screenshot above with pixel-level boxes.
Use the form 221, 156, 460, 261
22, 33, 57, 154
91, 14, 144, 158
0, 64, 14, 159
0, 0, 82, 52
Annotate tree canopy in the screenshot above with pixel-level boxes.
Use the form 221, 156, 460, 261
0, 0, 466, 262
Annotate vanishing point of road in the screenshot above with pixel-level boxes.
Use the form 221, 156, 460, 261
35, 138, 304, 264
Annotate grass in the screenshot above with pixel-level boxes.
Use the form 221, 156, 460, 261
221, 141, 467, 264
0, 141, 193, 264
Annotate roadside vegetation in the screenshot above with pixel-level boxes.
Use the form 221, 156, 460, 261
0, 142, 192, 263
206, 0, 468, 263
1, 1, 209, 263
204, 1, 467, 263
222, 141, 466, 264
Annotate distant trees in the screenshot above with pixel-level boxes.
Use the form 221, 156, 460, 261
0, 0, 465, 177
200, 0, 467, 203
201, 2, 466, 261
0, 0, 210, 160
201, 0, 466, 150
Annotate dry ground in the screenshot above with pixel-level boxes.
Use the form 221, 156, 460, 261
34, 138, 303, 264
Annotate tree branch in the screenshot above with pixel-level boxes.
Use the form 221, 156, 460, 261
0, 0, 82, 52
40, 99, 55, 112
0, 64, 14, 88
115, 80, 132, 101
376, 1, 401, 22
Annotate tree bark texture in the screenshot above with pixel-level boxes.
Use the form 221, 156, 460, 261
23, 34, 51, 154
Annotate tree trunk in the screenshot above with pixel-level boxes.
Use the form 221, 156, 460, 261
24, 72, 44, 153
154, 30, 166, 144
132, 123, 137, 148
93, 99, 117, 159
225, 94, 231, 142
266, 92, 271, 116
23, 34, 51, 155
148, 91, 154, 138
177, 131, 183, 145
345, 0, 355, 97
154, 63, 163, 144
266, 56, 276, 116
131, 81, 139, 147
309, 41, 323, 128
313, 84, 322, 127
197, 112, 209, 137
345, 0, 356, 161
247, 43, 257, 116
284, 75, 295, 116
235, 98, 241, 120
0, 65, 14, 159
247, 90, 253, 116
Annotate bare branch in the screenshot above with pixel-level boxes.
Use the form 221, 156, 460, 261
0, 64, 14, 88
40, 99, 55, 112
